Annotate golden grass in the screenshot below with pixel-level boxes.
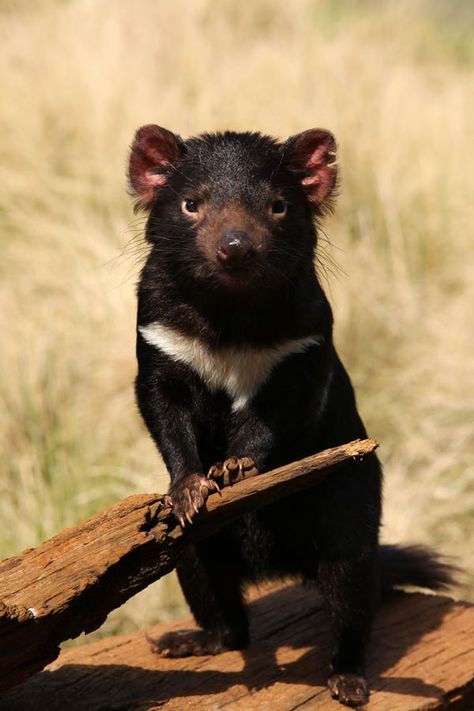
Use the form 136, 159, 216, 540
0, 0, 473, 638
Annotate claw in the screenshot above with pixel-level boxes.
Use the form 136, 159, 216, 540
185, 511, 193, 525
207, 456, 258, 486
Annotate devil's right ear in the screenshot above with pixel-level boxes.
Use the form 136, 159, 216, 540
284, 128, 338, 209
128, 125, 184, 207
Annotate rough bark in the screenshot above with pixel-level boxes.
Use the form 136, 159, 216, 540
0, 438, 377, 691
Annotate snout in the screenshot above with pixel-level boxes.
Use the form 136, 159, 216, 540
216, 231, 256, 269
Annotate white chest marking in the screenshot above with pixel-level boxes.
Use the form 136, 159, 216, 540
139, 322, 321, 410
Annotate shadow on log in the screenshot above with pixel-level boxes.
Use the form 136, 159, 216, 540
0, 438, 377, 691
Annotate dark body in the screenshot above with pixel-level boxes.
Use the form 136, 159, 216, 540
130, 126, 451, 706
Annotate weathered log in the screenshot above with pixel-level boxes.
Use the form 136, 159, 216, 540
3, 584, 472, 711
0, 438, 377, 691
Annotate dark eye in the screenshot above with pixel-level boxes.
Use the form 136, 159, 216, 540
271, 199, 287, 216
182, 199, 199, 214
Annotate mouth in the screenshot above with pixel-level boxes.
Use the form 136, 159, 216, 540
211, 255, 262, 289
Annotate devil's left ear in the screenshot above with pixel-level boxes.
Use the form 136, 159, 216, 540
284, 128, 338, 207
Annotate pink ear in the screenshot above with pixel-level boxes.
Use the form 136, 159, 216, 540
128, 124, 182, 206
286, 129, 338, 206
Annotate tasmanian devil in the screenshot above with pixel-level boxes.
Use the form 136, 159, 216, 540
129, 125, 454, 707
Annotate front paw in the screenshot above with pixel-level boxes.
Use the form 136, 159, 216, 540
168, 474, 218, 527
208, 456, 259, 486
328, 673, 369, 707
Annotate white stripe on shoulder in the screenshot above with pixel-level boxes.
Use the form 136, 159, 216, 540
139, 321, 321, 410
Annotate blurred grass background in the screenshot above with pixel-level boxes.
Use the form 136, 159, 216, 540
0, 0, 472, 642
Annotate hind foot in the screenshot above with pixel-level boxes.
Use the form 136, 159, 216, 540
149, 627, 247, 658
328, 673, 369, 707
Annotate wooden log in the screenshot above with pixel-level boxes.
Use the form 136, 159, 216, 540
0, 438, 377, 691
1, 583, 473, 710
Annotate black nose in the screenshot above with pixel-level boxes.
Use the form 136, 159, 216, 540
216, 231, 255, 267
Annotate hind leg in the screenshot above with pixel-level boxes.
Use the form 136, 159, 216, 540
309, 447, 382, 705
153, 530, 248, 657
317, 552, 379, 707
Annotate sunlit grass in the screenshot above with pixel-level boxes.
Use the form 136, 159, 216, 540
0, 0, 472, 640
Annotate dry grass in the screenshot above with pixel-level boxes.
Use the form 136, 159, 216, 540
0, 0, 472, 640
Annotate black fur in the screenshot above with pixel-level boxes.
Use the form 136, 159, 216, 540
131, 129, 455, 706
379, 544, 457, 595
